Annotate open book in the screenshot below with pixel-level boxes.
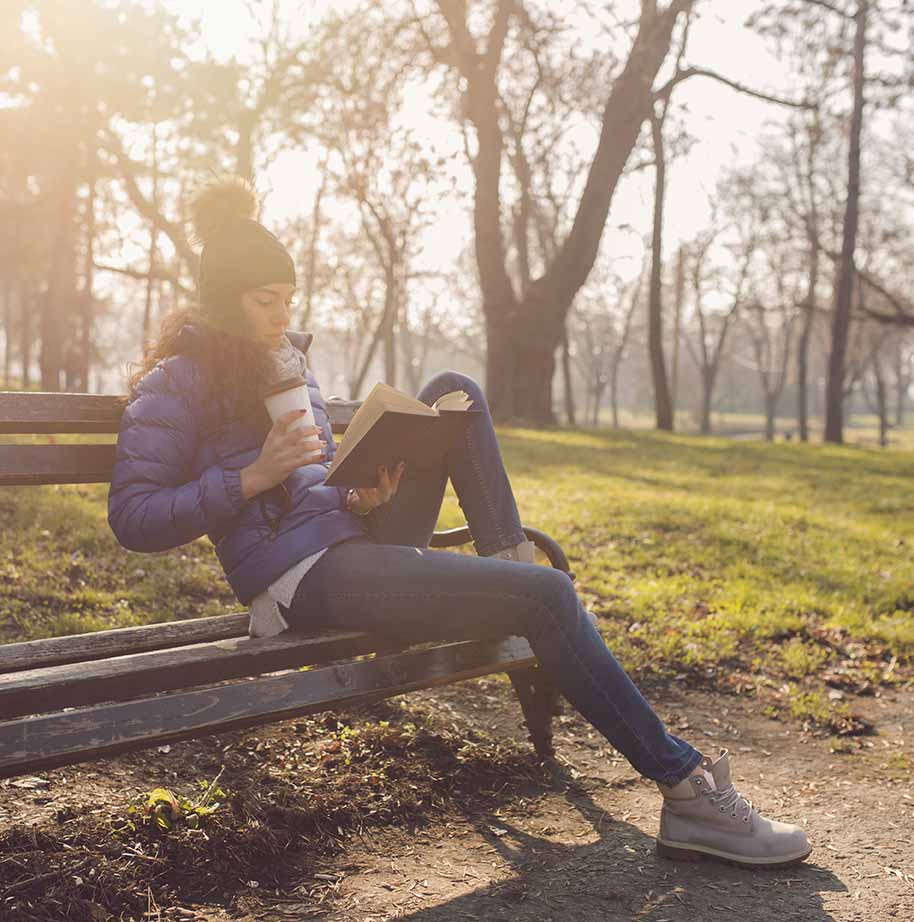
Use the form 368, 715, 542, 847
324, 383, 477, 488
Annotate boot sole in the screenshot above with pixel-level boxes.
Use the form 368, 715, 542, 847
656, 838, 813, 869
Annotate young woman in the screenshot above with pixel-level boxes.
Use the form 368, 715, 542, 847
108, 178, 811, 869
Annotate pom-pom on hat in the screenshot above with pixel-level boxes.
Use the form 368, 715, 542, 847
189, 175, 295, 309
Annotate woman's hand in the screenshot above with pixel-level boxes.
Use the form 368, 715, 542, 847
241, 409, 326, 500
348, 462, 405, 515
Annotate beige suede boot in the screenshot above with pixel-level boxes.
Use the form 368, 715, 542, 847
656, 750, 812, 868
486, 540, 536, 563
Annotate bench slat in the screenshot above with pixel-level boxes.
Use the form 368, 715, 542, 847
0, 628, 396, 719
0, 444, 116, 485
0, 393, 127, 434
0, 636, 535, 778
0, 613, 252, 673
0, 391, 360, 435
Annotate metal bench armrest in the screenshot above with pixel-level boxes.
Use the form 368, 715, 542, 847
429, 525, 572, 578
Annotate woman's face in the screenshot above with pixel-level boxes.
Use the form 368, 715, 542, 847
239, 283, 297, 349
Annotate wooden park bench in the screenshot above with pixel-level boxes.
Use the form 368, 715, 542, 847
0, 391, 570, 780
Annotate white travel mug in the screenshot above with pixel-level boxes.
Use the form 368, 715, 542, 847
263, 375, 323, 462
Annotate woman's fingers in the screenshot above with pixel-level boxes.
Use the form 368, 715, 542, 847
290, 425, 321, 442
393, 461, 406, 490
277, 408, 303, 431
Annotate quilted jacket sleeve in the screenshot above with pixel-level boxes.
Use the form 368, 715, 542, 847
107, 361, 245, 552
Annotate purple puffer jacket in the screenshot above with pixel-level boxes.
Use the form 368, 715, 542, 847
107, 325, 366, 604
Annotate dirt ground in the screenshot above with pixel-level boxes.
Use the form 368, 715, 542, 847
2, 677, 913, 922
248, 680, 914, 922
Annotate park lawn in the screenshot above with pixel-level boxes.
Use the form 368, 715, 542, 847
445, 428, 913, 715
1, 427, 912, 725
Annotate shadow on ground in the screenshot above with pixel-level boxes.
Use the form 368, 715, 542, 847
322, 765, 846, 922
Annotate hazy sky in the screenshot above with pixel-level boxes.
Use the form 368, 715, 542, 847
166, 0, 795, 281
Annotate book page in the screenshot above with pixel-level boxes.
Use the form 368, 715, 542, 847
327, 382, 437, 478
371, 382, 437, 417
432, 390, 473, 412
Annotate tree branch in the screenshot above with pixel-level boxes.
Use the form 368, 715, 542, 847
817, 240, 914, 324
93, 262, 192, 296
101, 131, 198, 274
655, 67, 815, 109
800, 0, 853, 19
483, 0, 514, 82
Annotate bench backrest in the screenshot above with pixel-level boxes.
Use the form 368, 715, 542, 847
0, 391, 361, 487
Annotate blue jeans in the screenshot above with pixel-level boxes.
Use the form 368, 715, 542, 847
288, 371, 702, 785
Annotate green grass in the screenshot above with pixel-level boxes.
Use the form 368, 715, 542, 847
441, 428, 914, 675
2, 428, 912, 717
0, 483, 236, 642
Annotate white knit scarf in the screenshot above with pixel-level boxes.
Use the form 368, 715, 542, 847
263, 334, 307, 391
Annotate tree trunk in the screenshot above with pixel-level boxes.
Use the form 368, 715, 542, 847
765, 394, 777, 442
609, 368, 620, 428
142, 124, 160, 347
350, 284, 397, 398
19, 283, 31, 388
796, 237, 818, 442
42, 174, 78, 391
670, 245, 685, 418
648, 111, 674, 430
2, 280, 11, 387
894, 342, 907, 428
301, 171, 327, 330
79, 173, 98, 392
824, 2, 867, 444
485, 303, 559, 423
400, 323, 421, 395
561, 321, 576, 426
873, 352, 888, 447
699, 370, 713, 435
446, 0, 693, 423
796, 330, 811, 440
383, 292, 397, 388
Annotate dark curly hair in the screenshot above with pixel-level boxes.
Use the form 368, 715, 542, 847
126, 302, 275, 428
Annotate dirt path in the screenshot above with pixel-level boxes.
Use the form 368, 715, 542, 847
2, 679, 912, 922
247, 680, 914, 922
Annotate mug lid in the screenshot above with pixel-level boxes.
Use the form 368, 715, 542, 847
264, 375, 307, 397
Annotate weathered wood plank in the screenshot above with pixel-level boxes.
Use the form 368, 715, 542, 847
0, 636, 536, 777
0, 444, 116, 485
0, 391, 359, 436
327, 399, 359, 433
0, 392, 126, 434
0, 628, 400, 719
0, 613, 252, 673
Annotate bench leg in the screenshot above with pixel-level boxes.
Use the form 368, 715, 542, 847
508, 665, 561, 759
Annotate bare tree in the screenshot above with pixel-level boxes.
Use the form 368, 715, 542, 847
860, 327, 893, 446
404, 0, 706, 422
890, 334, 914, 426
683, 222, 747, 435
753, 0, 914, 441
571, 268, 642, 428
742, 248, 801, 442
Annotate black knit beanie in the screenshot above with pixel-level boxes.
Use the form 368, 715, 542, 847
189, 176, 295, 308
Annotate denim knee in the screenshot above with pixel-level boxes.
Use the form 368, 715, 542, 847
419, 371, 488, 412
518, 565, 580, 640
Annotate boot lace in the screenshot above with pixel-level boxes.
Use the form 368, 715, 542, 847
707, 782, 754, 822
